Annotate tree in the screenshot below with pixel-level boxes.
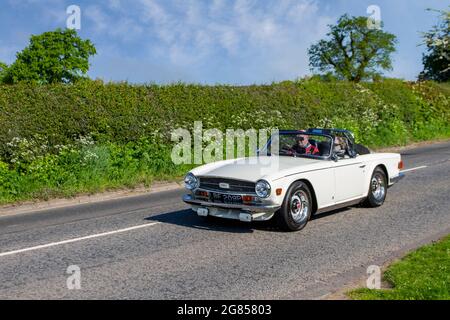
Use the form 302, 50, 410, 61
0, 61, 7, 83
308, 14, 397, 82
3, 28, 96, 84
419, 8, 450, 82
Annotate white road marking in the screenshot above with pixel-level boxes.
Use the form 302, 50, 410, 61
0, 222, 161, 258
401, 165, 428, 173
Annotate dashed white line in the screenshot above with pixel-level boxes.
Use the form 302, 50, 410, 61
0, 222, 161, 258
401, 165, 428, 173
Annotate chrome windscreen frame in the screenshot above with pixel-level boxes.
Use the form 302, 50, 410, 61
259, 130, 335, 160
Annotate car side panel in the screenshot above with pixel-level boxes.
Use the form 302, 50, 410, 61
273, 167, 336, 210
273, 153, 401, 211
332, 158, 366, 201
358, 153, 401, 196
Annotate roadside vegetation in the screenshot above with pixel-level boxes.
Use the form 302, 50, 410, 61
0, 10, 448, 205
348, 235, 450, 300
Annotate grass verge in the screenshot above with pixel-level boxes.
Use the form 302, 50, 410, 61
348, 235, 450, 300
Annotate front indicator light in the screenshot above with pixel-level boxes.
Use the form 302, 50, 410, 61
197, 191, 209, 197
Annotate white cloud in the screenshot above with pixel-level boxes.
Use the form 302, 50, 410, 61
87, 0, 336, 83
84, 4, 144, 41
84, 5, 109, 33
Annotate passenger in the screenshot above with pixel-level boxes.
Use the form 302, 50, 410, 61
333, 136, 348, 156
292, 134, 319, 155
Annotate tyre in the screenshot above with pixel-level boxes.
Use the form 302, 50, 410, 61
276, 181, 313, 231
363, 167, 387, 207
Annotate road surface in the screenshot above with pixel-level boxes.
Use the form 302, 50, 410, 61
0, 141, 449, 299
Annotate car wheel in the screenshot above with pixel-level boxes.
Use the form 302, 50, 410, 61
363, 167, 387, 207
276, 181, 312, 231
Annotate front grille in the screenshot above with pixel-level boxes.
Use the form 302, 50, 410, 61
199, 177, 256, 194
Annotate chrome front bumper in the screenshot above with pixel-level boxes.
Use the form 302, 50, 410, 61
182, 194, 281, 221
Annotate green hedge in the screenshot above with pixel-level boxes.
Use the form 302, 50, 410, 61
1, 79, 449, 151
0, 79, 449, 203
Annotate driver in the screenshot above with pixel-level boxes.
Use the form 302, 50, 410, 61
292, 134, 319, 155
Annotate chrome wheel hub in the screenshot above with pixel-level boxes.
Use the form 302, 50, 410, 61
371, 173, 385, 201
290, 191, 309, 223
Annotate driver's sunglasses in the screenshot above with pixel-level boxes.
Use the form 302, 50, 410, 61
297, 137, 305, 142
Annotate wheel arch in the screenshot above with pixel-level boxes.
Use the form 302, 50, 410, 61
375, 163, 389, 182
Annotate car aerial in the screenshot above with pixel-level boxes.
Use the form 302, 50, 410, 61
182, 128, 405, 231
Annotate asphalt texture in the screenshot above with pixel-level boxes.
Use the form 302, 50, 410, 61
0, 141, 449, 299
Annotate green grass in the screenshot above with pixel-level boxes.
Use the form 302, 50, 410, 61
348, 235, 450, 300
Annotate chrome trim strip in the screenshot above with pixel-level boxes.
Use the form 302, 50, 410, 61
198, 175, 256, 184
315, 197, 365, 214
273, 161, 363, 181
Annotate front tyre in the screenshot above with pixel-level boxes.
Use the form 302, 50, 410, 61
363, 167, 387, 207
276, 181, 312, 231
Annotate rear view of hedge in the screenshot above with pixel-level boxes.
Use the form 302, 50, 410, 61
0, 78, 449, 204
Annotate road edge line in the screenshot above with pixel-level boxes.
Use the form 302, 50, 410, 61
0, 222, 161, 258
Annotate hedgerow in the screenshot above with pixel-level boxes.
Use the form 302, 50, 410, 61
0, 78, 448, 203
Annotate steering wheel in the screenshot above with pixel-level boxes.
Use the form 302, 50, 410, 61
280, 145, 294, 155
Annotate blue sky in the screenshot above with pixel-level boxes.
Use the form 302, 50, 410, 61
0, 0, 448, 84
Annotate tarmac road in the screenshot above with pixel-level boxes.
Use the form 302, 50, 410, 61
0, 141, 449, 299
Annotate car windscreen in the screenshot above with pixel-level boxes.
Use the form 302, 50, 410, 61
264, 133, 332, 158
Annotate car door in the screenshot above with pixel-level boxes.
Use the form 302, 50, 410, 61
332, 156, 366, 202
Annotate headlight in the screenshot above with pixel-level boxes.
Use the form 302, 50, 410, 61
255, 180, 271, 198
184, 173, 199, 190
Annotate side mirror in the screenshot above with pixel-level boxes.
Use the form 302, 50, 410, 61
330, 153, 339, 162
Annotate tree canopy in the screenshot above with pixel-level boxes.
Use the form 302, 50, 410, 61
2, 28, 96, 84
308, 14, 397, 82
419, 8, 450, 82
0, 61, 7, 82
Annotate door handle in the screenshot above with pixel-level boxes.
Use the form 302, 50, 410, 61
359, 165, 366, 168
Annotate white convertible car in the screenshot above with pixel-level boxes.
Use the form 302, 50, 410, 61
183, 128, 404, 231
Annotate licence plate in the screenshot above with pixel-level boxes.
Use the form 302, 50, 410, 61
212, 193, 242, 204
197, 207, 209, 216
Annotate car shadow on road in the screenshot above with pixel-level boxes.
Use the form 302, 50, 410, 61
145, 209, 280, 233
310, 207, 353, 220
145, 206, 355, 233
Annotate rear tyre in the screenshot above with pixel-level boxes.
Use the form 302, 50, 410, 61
276, 181, 312, 231
363, 167, 387, 207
